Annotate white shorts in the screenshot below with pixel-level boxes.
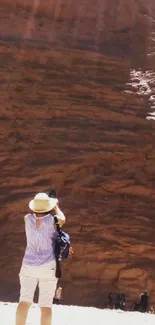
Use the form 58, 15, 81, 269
19, 260, 58, 307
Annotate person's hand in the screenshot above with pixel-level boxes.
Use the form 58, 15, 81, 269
69, 246, 74, 256
52, 203, 59, 214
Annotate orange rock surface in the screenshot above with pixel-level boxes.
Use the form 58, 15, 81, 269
1, 0, 155, 307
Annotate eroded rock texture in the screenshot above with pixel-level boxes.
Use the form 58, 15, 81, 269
1, 0, 155, 308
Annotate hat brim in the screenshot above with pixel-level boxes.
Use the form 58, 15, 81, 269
29, 197, 58, 213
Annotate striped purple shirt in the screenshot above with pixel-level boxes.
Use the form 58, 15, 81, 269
23, 213, 57, 266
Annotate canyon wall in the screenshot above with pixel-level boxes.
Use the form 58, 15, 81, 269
1, 0, 155, 307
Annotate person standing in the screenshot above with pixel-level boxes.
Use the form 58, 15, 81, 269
15, 192, 66, 325
53, 287, 63, 304
139, 290, 149, 313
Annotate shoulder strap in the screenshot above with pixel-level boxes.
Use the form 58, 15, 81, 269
54, 215, 62, 238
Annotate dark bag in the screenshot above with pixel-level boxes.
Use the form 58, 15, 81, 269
54, 215, 71, 278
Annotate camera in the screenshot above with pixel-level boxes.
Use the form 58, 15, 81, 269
48, 189, 57, 198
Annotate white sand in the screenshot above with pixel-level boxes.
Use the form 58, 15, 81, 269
0, 302, 155, 325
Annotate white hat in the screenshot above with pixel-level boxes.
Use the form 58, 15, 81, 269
29, 193, 58, 213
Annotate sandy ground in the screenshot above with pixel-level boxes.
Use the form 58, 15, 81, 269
0, 302, 155, 325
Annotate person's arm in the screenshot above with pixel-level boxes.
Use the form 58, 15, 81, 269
54, 205, 66, 227
24, 214, 29, 222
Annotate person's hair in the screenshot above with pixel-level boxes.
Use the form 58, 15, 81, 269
35, 208, 54, 215
50, 207, 57, 214
57, 287, 62, 292
35, 211, 50, 216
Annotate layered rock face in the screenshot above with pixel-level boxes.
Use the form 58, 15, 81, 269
1, 0, 155, 308
1, 0, 155, 60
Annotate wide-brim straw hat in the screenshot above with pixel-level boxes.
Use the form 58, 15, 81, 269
29, 193, 58, 213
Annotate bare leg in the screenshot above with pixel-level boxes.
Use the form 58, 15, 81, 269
15, 301, 32, 325
40, 307, 52, 325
